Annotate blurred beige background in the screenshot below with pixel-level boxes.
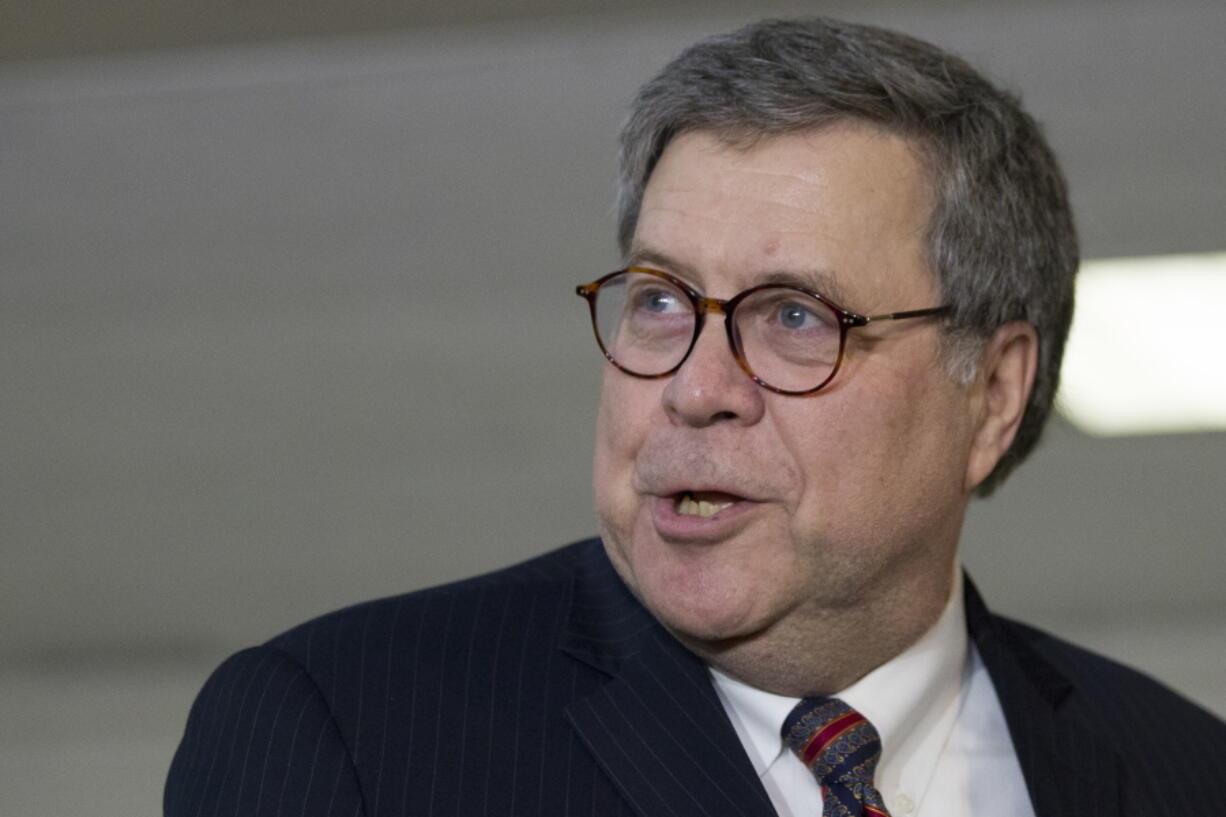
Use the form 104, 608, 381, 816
2, 1, 1224, 813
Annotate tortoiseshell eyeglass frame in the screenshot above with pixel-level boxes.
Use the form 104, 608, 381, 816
575, 266, 952, 396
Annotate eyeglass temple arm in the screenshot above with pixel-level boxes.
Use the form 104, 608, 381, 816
860, 305, 951, 324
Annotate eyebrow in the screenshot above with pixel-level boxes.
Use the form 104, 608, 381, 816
625, 246, 700, 281
625, 244, 857, 309
756, 270, 854, 308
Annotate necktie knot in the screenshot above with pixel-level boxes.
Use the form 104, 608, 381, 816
782, 697, 891, 816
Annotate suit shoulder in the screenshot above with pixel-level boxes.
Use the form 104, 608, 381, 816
263, 538, 595, 686
995, 615, 1226, 741
169, 540, 606, 813
165, 645, 364, 815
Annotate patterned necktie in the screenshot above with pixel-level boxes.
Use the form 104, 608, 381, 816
782, 697, 892, 817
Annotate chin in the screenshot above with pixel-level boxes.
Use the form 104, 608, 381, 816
612, 543, 770, 644
651, 601, 765, 647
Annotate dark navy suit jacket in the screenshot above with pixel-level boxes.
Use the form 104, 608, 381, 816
166, 538, 1226, 815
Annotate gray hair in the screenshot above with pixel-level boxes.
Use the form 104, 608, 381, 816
616, 17, 1078, 496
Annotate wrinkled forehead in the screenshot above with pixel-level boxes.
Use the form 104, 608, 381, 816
626, 126, 939, 307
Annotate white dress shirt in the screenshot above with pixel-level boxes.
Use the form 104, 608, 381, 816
710, 571, 1035, 817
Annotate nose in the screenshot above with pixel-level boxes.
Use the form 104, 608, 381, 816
662, 316, 766, 427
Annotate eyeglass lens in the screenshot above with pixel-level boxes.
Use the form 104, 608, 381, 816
592, 270, 843, 393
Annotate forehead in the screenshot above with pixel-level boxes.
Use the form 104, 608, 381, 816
629, 126, 936, 306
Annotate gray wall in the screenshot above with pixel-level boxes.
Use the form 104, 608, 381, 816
2, 2, 1224, 813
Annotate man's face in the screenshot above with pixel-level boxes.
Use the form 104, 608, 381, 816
593, 126, 982, 648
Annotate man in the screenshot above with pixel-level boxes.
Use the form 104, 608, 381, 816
166, 18, 1226, 816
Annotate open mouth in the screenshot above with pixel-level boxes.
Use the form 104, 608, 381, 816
673, 490, 740, 518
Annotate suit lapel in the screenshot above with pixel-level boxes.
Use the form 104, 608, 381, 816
965, 578, 1124, 817
559, 548, 1130, 817
561, 541, 777, 817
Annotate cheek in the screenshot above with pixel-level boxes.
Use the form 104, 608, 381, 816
593, 375, 654, 517
775, 402, 859, 534
778, 376, 948, 536
840, 376, 972, 517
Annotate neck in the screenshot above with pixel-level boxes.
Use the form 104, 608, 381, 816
681, 562, 957, 697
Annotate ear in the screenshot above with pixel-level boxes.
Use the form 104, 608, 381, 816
964, 321, 1039, 492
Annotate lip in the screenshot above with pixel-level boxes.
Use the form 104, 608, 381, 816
645, 479, 763, 503
651, 493, 761, 542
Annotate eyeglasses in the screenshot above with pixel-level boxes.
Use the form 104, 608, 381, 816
575, 267, 951, 395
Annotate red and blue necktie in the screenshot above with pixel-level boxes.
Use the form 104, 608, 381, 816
782, 697, 892, 817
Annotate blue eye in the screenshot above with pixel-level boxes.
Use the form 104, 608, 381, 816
640, 288, 684, 313
777, 302, 819, 329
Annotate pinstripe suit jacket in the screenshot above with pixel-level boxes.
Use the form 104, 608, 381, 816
166, 538, 1226, 815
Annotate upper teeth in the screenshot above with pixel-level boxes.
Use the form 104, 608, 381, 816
676, 494, 734, 517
